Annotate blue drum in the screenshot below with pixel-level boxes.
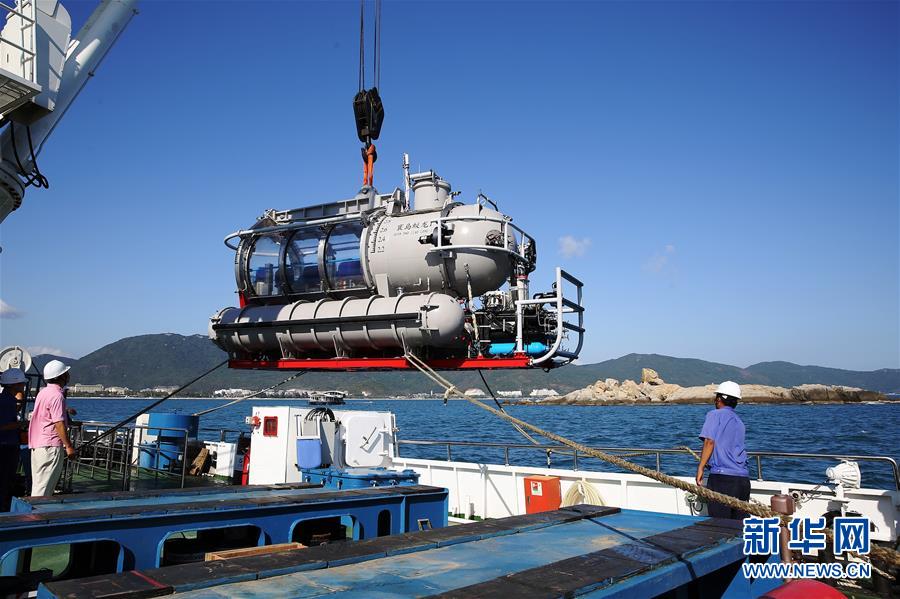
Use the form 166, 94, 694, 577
138, 413, 199, 471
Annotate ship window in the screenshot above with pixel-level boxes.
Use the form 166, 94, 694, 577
324, 223, 364, 290
0, 540, 122, 592
291, 515, 357, 545
377, 510, 391, 537
285, 229, 321, 293
247, 235, 284, 296
160, 525, 262, 567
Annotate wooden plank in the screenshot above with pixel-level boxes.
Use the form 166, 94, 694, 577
205, 543, 306, 561
188, 448, 210, 476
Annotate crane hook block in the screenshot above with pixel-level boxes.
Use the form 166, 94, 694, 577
353, 87, 385, 142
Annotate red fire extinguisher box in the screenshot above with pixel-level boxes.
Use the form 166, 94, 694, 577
524, 475, 561, 513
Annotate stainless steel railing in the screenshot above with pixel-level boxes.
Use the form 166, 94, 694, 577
66, 422, 134, 491
0, 0, 37, 82
200, 426, 249, 444
65, 420, 192, 491
397, 439, 900, 491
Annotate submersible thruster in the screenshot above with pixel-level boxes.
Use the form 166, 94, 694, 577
209, 160, 584, 370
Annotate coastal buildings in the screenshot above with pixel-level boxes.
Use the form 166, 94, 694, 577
68, 383, 104, 394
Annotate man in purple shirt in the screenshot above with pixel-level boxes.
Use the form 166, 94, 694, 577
696, 381, 750, 519
28, 360, 76, 496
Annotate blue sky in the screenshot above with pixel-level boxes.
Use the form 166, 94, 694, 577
0, 0, 897, 371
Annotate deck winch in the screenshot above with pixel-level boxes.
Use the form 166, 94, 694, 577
210, 162, 584, 371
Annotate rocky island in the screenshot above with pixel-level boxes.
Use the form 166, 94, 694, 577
537, 369, 888, 405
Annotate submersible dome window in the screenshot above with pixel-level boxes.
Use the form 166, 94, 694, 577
246, 235, 284, 296
285, 229, 321, 294
325, 223, 365, 290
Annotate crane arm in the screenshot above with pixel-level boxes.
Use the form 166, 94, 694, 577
0, 0, 139, 224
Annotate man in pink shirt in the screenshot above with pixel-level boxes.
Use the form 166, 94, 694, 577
28, 360, 75, 496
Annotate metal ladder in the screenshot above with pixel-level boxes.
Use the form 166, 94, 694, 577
0, 0, 39, 116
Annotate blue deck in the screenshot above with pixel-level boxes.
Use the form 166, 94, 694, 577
38, 505, 781, 598
174, 511, 740, 598
12, 484, 363, 514
0, 483, 448, 581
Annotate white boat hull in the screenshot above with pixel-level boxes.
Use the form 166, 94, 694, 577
392, 456, 900, 543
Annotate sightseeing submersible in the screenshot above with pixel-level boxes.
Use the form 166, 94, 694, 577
208, 160, 584, 372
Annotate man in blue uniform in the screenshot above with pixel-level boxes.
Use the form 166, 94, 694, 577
0, 368, 27, 511
696, 381, 750, 519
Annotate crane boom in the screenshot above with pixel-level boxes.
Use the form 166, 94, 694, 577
0, 0, 138, 224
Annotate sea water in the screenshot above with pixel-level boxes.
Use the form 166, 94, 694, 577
67, 398, 900, 489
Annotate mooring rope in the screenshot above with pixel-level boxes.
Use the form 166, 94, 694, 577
403, 353, 900, 571
477, 369, 540, 445
193, 371, 307, 417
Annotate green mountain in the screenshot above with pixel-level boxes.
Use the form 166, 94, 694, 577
35, 334, 900, 396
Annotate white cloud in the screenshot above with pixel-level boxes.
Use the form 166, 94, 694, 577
26, 346, 71, 358
644, 244, 676, 273
0, 299, 23, 319
558, 235, 592, 258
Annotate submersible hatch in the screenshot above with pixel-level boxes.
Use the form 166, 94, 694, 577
209, 159, 585, 371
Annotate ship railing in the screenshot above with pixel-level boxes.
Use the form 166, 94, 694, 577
201, 427, 248, 443
65, 420, 191, 491
516, 267, 584, 366
223, 212, 363, 250
65, 421, 135, 491
397, 439, 900, 491
0, 0, 39, 111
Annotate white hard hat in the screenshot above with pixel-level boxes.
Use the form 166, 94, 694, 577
0, 367, 26, 385
715, 380, 742, 400
43, 359, 71, 381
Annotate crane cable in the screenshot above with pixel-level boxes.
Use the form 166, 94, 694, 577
358, 0, 365, 93
193, 371, 307, 417
354, 0, 383, 186
403, 352, 900, 572
358, 0, 381, 93
374, 0, 381, 90
76, 360, 228, 452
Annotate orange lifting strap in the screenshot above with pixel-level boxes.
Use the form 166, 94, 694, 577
362, 143, 377, 186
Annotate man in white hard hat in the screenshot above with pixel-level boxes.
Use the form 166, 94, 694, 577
28, 360, 76, 496
0, 368, 27, 510
695, 381, 750, 519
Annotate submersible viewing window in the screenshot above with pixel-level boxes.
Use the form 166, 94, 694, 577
285, 228, 321, 293
246, 234, 284, 296
238, 220, 367, 299
324, 223, 365, 290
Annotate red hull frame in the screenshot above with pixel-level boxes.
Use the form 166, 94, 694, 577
228, 355, 533, 372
